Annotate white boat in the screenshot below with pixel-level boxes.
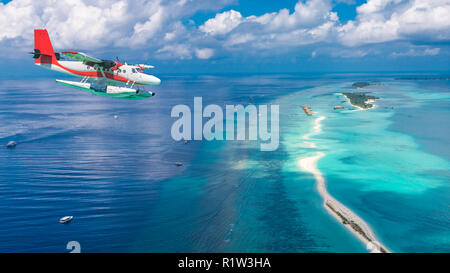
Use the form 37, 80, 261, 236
60, 216, 73, 224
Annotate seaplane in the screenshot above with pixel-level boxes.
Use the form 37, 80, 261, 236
31, 29, 161, 99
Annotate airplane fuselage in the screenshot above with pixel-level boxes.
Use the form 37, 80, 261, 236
36, 61, 161, 86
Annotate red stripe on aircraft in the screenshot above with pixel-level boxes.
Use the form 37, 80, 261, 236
62, 50, 79, 54
54, 62, 144, 85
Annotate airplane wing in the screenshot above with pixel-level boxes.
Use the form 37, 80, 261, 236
61, 50, 102, 64
138, 64, 155, 69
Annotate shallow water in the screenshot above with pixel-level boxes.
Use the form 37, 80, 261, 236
274, 79, 450, 252
0, 74, 448, 252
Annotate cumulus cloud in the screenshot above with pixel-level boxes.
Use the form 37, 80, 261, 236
200, 0, 338, 50
259, 0, 336, 30
356, 0, 404, 15
195, 48, 214, 59
199, 10, 243, 35
338, 0, 450, 46
128, 3, 166, 46
0, 0, 232, 56
199, 0, 449, 55
0, 0, 448, 61
0, 0, 130, 50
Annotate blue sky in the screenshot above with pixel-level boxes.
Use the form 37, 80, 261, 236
0, 0, 449, 76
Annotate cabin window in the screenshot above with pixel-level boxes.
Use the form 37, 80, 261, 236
132, 68, 136, 73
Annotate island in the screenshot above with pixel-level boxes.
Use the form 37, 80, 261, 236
325, 202, 388, 253
301, 105, 313, 116
298, 151, 391, 253
342, 92, 379, 110
352, 82, 372, 88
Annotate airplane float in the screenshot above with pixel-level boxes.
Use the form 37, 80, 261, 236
32, 29, 161, 99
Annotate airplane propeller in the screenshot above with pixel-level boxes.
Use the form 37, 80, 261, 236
55, 52, 65, 60
28, 49, 64, 60
28, 49, 41, 59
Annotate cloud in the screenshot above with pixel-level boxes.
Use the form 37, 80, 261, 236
0, 0, 448, 62
392, 47, 441, 56
330, 48, 379, 58
261, 0, 336, 30
128, 3, 166, 46
195, 48, 214, 59
0, 0, 131, 50
356, 0, 404, 15
224, 33, 256, 46
199, 10, 243, 35
199, 0, 449, 57
0, 0, 232, 56
201, 0, 338, 50
156, 44, 192, 59
338, 0, 450, 46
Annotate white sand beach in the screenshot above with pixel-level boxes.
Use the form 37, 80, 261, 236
298, 116, 390, 253
302, 116, 325, 140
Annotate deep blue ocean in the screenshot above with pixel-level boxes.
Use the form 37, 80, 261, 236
0, 73, 448, 252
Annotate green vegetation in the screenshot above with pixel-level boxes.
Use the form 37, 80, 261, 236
352, 82, 372, 88
325, 202, 370, 241
342, 92, 379, 109
326, 202, 388, 253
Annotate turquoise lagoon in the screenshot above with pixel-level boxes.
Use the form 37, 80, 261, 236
1, 75, 448, 252
274, 80, 450, 252
133, 77, 449, 252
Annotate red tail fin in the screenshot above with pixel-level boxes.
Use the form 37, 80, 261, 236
34, 29, 57, 64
